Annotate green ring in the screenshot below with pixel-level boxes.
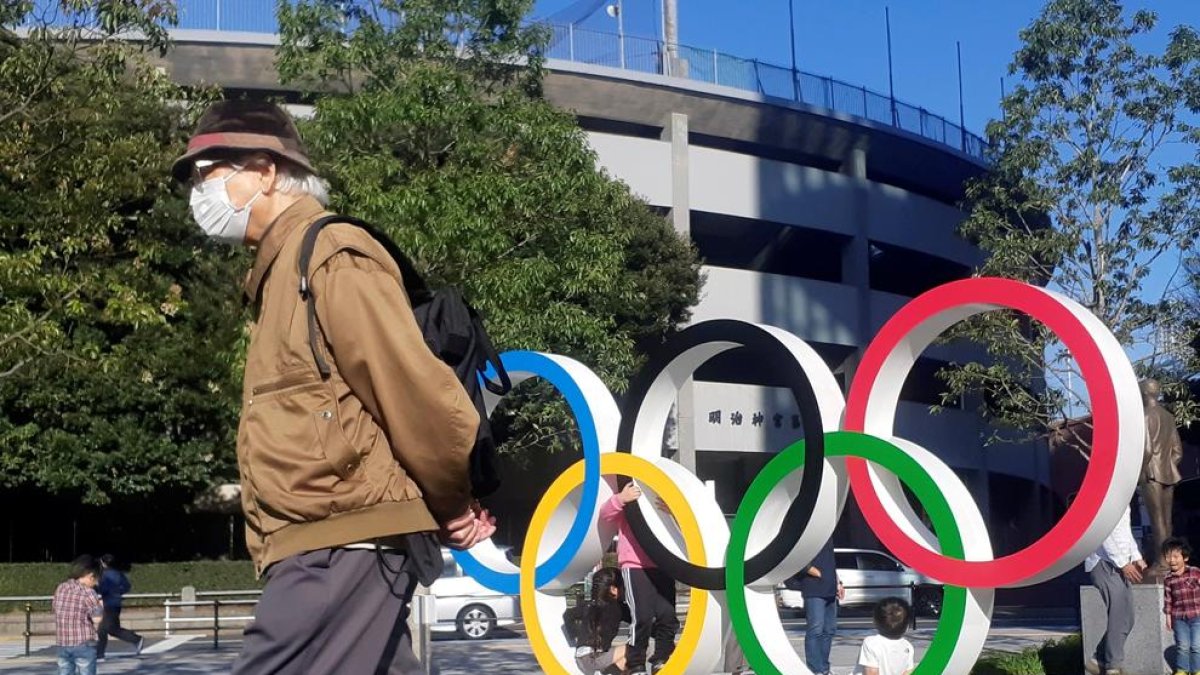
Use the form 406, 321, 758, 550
725, 431, 970, 675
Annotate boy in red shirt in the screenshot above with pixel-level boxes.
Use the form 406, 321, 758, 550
52, 555, 104, 675
1163, 537, 1200, 675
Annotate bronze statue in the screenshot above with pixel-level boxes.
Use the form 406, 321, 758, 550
1140, 378, 1183, 574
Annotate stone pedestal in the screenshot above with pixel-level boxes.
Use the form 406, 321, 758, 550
1081, 583, 1172, 675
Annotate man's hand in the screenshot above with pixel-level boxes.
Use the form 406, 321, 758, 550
806, 566, 822, 578
618, 482, 642, 505
1121, 561, 1144, 584
837, 580, 845, 601
440, 502, 496, 550
1167, 615, 1174, 631
474, 505, 498, 541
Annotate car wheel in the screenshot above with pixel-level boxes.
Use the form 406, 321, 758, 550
915, 587, 942, 617
456, 604, 496, 640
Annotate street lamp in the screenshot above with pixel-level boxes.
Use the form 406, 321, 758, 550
606, 1, 625, 69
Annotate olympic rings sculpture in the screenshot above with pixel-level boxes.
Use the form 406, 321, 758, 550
452, 278, 1144, 675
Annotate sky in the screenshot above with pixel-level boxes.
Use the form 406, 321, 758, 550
532, 0, 1198, 139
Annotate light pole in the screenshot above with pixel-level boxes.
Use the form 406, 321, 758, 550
788, 0, 799, 101
663, 0, 679, 75
886, 6, 897, 126
606, 1, 625, 69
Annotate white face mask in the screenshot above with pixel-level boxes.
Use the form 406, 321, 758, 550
189, 168, 262, 245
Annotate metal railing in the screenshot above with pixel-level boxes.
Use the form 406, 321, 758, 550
1, 590, 262, 657
777, 581, 941, 630
1, 589, 440, 659
21, 1, 988, 159
543, 23, 986, 158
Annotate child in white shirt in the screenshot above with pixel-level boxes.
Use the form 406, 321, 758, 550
853, 597, 916, 675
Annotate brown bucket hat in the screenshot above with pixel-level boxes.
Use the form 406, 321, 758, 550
172, 100, 316, 182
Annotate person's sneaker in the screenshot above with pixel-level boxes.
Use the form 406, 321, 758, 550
1174, 670, 1188, 675
1084, 659, 1102, 675
135, 636, 145, 656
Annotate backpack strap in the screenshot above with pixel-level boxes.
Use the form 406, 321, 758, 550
473, 310, 512, 396
296, 215, 511, 397
297, 214, 430, 379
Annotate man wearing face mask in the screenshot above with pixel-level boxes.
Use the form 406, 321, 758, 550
173, 100, 492, 674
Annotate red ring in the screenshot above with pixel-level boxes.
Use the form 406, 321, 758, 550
845, 278, 1119, 588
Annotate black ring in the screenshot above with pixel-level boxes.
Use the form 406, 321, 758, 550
615, 320, 826, 590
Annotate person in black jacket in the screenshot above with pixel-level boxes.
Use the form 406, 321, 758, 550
791, 540, 844, 675
96, 554, 143, 659
564, 567, 632, 674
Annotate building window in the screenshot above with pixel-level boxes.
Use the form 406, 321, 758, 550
691, 211, 847, 282
868, 241, 970, 297
900, 357, 961, 408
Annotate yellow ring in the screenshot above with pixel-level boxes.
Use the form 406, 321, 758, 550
521, 452, 709, 675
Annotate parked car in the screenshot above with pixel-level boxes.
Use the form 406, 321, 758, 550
775, 548, 942, 617
429, 548, 520, 640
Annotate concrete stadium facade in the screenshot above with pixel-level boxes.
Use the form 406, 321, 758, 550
156, 28, 1054, 554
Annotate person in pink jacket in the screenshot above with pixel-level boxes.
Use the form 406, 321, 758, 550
600, 481, 679, 674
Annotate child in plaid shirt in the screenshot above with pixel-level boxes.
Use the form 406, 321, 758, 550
52, 555, 104, 675
1163, 538, 1200, 675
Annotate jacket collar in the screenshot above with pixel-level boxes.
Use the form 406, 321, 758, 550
243, 196, 327, 302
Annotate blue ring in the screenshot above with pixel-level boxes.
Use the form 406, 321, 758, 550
451, 351, 602, 594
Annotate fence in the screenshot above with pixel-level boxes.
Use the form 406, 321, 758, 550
543, 23, 986, 158
778, 581, 940, 630
23, 1, 987, 159
2, 589, 439, 660
1, 589, 262, 657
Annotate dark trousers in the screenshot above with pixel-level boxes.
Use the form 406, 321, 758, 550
96, 607, 141, 658
1090, 560, 1134, 669
622, 567, 679, 670
232, 548, 422, 675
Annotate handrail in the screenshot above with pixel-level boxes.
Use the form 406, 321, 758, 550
776, 581, 937, 630
18, 2, 987, 159
7, 590, 438, 657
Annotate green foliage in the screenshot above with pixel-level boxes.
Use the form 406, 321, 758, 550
968, 634, 1083, 675
1038, 634, 1083, 675
276, 1, 702, 456
970, 648, 1046, 675
944, 0, 1200, 442
0, 561, 258, 603
0, 4, 247, 503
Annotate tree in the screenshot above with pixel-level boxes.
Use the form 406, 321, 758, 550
0, 2, 247, 504
942, 0, 1200, 446
276, 0, 703, 457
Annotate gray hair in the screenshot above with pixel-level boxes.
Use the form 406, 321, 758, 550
237, 153, 330, 206
272, 161, 330, 206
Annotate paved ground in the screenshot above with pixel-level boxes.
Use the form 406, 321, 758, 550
0, 614, 1078, 673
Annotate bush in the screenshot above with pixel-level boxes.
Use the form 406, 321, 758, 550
971, 648, 1045, 675
968, 634, 1084, 675
0, 561, 259, 605
1039, 634, 1083, 675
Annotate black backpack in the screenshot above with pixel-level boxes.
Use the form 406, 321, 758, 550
297, 215, 511, 498
561, 601, 591, 648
